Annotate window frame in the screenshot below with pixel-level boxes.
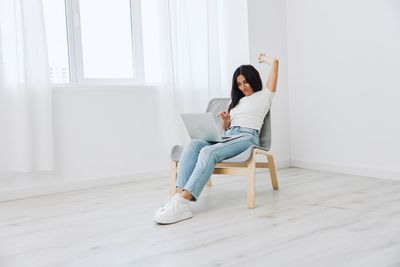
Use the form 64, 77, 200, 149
57, 0, 145, 86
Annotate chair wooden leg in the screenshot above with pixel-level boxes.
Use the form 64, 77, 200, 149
267, 154, 279, 190
207, 179, 213, 187
170, 161, 178, 196
247, 156, 256, 209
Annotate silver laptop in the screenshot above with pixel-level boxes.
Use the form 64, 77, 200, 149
181, 113, 243, 143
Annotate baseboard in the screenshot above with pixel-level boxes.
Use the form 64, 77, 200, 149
0, 158, 293, 202
0, 169, 168, 202
276, 159, 292, 169
292, 159, 400, 181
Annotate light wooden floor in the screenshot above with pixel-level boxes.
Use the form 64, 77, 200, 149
1, 167, 400, 267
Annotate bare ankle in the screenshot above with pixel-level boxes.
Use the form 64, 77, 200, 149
181, 190, 193, 201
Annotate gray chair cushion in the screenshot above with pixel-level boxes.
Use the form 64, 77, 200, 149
171, 98, 272, 163
171, 145, 184, 162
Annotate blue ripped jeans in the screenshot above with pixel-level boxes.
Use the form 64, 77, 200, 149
176, 126, 259, 200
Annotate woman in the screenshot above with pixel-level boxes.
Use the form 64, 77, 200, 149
154, 53, 279, 224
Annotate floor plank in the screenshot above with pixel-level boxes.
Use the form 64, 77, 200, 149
0, 168, 399, 267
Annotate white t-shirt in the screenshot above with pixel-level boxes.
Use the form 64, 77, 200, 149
229, 89, 274, 131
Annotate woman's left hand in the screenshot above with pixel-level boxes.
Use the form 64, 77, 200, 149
258, 52, 267, 63
258, 52, 278, 66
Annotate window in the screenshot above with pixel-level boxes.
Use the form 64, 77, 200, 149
42, 0, 70, 83
141, 0, 161, 84
42, 0, 160, 85
79, 0, 135, 80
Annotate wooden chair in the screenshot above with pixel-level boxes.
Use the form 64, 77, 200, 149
170, 98, 279, 208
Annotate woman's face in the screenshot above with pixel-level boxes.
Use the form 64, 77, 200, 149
236, 74, 253, 96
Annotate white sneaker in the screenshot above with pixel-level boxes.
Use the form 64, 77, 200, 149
154, 194, 192, 224
155, 197, 174, 214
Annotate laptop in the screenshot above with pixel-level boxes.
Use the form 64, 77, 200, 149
181, 113, 243, 143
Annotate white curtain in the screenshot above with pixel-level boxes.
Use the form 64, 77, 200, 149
0, 0, 53, 172
156, 0, 250, 148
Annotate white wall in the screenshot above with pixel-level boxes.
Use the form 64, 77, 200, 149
0, 86, 173, 201
247, 0, 292, 167
52, 87, 169, 181
218, 0, 250, 93
286, 0, 400, 179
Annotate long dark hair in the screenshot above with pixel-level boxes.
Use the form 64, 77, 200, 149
228, 65, 262, 112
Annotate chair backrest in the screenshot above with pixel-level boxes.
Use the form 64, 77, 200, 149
206, 98, 272, 150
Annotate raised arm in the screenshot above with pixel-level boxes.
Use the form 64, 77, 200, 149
258, 53, 279, 92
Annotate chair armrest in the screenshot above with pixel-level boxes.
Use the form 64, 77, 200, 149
221, 145, 270, 163
252, 146, 272, 156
